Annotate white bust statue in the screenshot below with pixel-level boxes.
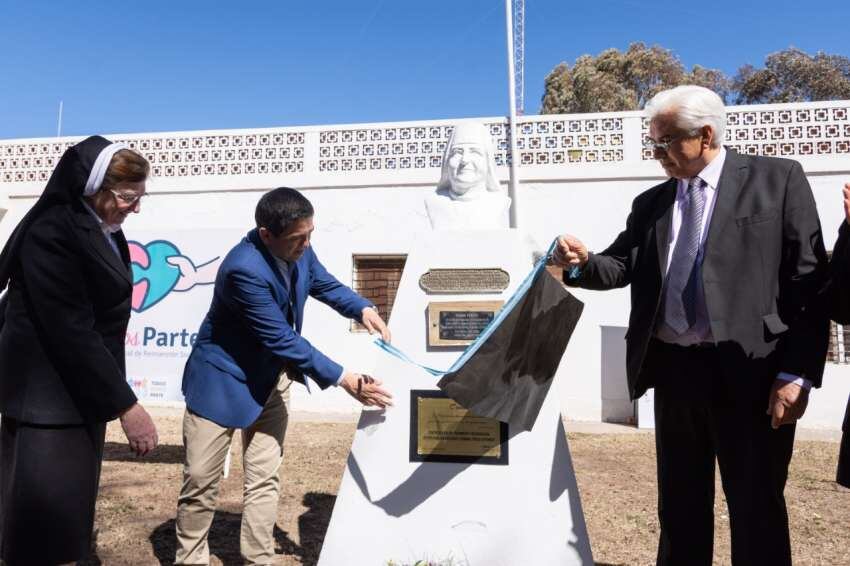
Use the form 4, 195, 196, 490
425, 122, 511, 230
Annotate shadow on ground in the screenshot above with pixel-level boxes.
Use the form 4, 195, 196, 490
143, 492, 335, 565
103, 441, 185, 464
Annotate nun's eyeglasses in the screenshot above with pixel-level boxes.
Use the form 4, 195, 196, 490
109, 189, 146, 206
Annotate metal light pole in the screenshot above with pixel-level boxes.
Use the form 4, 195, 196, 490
513, 0, 525, 115
56, 100, 64, 138
504, 0, 521, 228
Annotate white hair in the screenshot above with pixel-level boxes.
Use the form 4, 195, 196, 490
644, 85, 726, 148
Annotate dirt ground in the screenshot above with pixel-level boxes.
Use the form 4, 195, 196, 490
81, 414, 849, 566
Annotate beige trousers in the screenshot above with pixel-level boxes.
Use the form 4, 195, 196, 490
175, 375, 291, 565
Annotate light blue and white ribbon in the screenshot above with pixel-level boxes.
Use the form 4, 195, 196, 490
373, 238, 560, 377
373, 337, 446, 376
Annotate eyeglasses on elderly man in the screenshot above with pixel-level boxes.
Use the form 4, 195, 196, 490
642, 130, 702, 153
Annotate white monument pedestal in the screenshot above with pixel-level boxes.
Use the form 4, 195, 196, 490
318, 230, 593, 566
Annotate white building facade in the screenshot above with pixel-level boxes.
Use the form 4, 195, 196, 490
2, 100, 849, 429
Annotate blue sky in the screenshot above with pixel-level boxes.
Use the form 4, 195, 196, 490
1, 0, 848, 139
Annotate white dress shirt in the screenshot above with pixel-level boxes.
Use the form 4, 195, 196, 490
273, 256, 346, 387
656, 148, 726, 346
80, 199, 122, 258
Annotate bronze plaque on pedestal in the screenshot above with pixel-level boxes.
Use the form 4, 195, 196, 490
419, 268, 509, 294
409, 390, 508, 465
427, 300, 503, 347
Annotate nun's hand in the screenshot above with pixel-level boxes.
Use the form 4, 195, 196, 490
120, 403, 159, 457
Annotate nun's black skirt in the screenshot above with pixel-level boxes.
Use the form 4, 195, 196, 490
0, 416, 106, 565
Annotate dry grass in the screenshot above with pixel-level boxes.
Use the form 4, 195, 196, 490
569, 433, 850, 566
81, 414, 850, 565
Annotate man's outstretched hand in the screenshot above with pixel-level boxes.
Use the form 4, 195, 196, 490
361, 307, 391, 342
340, 372, 393, 408
552, 234, 589, 269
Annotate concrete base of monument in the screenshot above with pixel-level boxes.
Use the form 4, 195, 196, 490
318, 230, 593, 566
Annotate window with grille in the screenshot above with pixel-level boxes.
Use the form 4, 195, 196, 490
828, 321, 850, 363
351, 255, 407, 331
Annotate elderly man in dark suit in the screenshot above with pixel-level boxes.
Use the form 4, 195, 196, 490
552, 85, 828, 565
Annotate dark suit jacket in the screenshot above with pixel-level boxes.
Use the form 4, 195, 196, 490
0, 199, 138, 424
566, 149, 829, 399
822, 222, 850, 435
825, 223, 850, 323
181, 229, 372, 428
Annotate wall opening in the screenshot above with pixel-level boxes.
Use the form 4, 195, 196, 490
351, 254, 407, 331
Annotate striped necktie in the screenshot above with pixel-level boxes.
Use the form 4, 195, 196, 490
663, 176, 707, 335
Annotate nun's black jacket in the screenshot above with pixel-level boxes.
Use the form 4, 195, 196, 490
0, 138, 137, 425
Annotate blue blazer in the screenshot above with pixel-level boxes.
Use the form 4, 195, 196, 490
182, 229, 371, 427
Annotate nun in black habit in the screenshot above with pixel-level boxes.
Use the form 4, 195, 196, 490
0, 136, 158, 565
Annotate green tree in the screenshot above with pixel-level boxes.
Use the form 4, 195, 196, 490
733, 47, 850, 104
686, 65, 732, 102
540, 43, 730, 114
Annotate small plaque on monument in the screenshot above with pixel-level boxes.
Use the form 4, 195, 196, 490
427, 300, 503, 347
419, 268, 509, 294
410, 390, 508, 465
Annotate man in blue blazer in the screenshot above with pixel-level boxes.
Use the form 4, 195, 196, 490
175, 187, 392, 565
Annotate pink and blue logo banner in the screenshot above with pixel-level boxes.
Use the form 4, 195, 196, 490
123, 229, 241, 403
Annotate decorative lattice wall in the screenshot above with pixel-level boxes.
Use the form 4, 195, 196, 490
641, 105, 850, 160
317, 125, 451, 173
496, 117, 624, 166
2, 101, 848, 185
0, 132, 306, 184
316, 116, 625, 172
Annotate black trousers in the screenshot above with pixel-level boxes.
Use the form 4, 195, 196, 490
838, 399, 850, 489
0, 416, 106, 565
648, 340, 795, 566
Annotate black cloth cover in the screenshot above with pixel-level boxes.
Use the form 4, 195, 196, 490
839, 409, 850, 488
438, 269, 583, 432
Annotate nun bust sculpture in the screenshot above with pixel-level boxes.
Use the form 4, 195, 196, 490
425, 122, 511, 230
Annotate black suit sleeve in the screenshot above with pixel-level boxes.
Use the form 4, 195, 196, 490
825, 222, 850, 324
563, 204, 638, 291
19, 214, 137, 422
777, 162, 830, 385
